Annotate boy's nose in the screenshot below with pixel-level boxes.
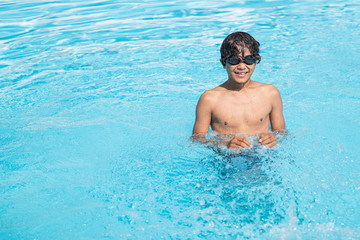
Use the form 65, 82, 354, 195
236, 62, 247, 69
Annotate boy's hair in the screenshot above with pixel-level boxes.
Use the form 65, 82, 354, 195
220, 31, 261, 66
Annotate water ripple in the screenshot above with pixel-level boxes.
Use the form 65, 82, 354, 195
1, 0, 360, 239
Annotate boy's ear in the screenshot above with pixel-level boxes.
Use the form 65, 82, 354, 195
220, 59, 225, 68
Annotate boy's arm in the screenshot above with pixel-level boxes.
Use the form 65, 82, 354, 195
258, 86, 285, 148
192, 91, 212, 136
269, 86, 285, 131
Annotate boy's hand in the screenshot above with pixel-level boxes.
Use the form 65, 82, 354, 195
227, 136, 252, 149
258, 133, 277, 148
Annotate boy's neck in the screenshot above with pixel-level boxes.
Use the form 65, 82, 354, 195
222, 79, 252, 91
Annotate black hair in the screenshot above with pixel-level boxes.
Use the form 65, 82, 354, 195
220, 31, 261, 66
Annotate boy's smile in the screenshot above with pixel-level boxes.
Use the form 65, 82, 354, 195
234, 68, 249, 78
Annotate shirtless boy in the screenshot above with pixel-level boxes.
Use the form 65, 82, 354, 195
192, 31, 285, 149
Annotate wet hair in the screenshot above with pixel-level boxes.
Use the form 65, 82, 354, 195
220, 31, 261, 66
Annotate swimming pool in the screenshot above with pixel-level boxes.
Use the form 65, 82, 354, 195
1, 0, 359, 239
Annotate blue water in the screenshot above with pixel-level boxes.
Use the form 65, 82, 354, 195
1, 0, 360, 239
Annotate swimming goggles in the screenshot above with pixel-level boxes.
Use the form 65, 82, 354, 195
226, 55, 257, 65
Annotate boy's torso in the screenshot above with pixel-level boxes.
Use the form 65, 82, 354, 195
207, 81, 273, 134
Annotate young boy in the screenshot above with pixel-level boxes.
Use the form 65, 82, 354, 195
192, 31, 285, 149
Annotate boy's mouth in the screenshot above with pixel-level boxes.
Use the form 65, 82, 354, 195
234, 71, 248, 77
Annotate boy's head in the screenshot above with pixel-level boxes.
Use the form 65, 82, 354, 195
220, 31, 261, 67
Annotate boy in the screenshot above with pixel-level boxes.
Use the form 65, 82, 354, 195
192, 31, 285, 149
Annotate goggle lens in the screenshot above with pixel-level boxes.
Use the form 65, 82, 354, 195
227, 56, 257, 65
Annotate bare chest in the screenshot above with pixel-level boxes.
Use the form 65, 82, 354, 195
211, 93, 272, 132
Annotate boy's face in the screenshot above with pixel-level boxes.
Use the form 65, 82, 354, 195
223, 48, 256, 85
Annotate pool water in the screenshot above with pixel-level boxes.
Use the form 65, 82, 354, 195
1, 0, 360, 239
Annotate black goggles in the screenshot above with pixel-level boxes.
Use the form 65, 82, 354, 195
226, 55, 257, 65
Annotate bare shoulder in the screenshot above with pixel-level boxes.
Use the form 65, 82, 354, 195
198, 86, 225, 103
251, 81, 281, 98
